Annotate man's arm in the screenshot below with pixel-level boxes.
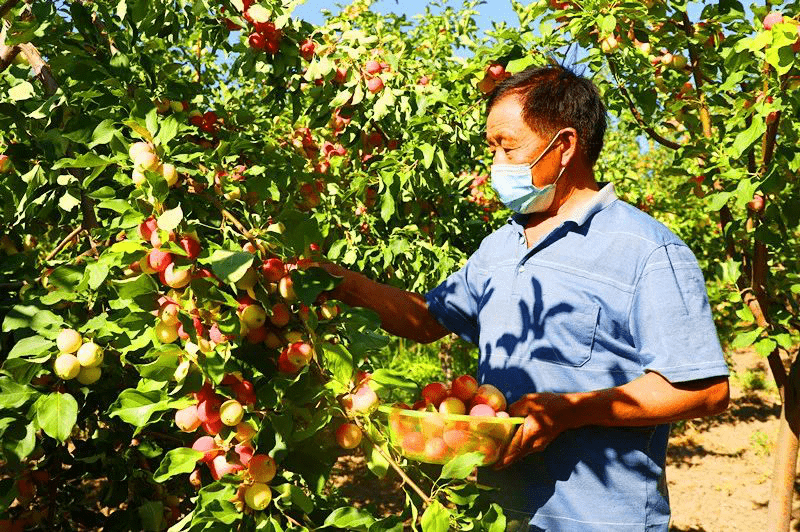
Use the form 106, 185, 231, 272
318, 263, 450, 344
496, 371, 729, 468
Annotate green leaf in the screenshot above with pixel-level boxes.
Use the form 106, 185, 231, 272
6, 335, 53, 361
113, 273, 158, 300
420, 500, 450, 532
0, 377, 40, 409
754, 338, 777, 357
440, 451, 485, 480
153, 448, 204, 482
380, 191, 395, 222
481, 504, 507, 532
157, 204, 183, 231
8, 82, 35, 101
419, 144, 436, 169
157, 115, 180, 146
138, 500, 165, 532
274, 483, 313, 514
205, 250, 254, 284
90, 119, 117, 147
320, 342, 354, 387
506, 55, 535, 73
291, 267, 340, 305
731, 327, 763, 349
137, 351, 181, 381
107, 389, 171, 428
35, 392, 78, 442
706, 191, 731, 212
370, 369, 418, 391
730, 120, 766, 159
364, 441, 390, 479
322, 507, 375, 530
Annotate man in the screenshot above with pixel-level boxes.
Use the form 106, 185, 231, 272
321, 65, 729, 531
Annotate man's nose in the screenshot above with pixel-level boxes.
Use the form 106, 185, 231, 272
492, 149, 508, 165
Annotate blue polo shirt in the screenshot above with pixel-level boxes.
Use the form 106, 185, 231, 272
425, 183, 728, 532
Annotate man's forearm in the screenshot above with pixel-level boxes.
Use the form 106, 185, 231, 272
560, 372, 730, 430
332, 268, 450, 343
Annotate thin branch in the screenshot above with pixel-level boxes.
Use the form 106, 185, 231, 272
0, 0, 20, 20
0, 23, 21, 72
607, 60, 682, 150
680, 12, 713, 139
202, 193, 267, 256
354, 418, 432, 505
44, 226, 83, 261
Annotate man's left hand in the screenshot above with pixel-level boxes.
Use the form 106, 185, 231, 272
494, 392, 572, 469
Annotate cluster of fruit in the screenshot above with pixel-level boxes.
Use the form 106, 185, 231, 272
129, 142, 178, 188
386, 377, 515, 465
52, 329, 105, 385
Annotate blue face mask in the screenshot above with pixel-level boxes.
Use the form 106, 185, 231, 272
490, 131, 565, 214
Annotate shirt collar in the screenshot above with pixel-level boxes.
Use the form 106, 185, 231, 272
507, 182, 618, 231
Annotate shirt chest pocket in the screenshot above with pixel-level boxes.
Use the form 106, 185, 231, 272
530, 302, 600, 367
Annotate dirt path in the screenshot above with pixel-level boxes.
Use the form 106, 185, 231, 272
329, 349, 796, 531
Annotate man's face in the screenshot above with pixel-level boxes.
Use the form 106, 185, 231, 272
486, 95, 563, 189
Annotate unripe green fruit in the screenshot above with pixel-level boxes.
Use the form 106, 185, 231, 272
240, 304, 266, 328
155, 322, 179, 343
57, 329, 83, 354
54, 354, 81, 380
76, 366, 102, 385
235, 268, 258, 290
244, 483, 272, 511
219, 399, 244, 426
76, 341, 103, 368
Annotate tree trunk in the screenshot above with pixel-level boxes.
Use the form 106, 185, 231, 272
767, 353, 800, 530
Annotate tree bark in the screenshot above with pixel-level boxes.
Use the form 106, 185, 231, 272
767, 353, 800, 530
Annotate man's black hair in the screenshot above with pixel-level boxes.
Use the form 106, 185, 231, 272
486, 64, 607, 166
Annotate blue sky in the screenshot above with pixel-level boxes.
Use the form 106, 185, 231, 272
292, 0, 521, 33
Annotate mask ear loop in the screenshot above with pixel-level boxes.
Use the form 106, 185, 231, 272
527, 129, 565, 169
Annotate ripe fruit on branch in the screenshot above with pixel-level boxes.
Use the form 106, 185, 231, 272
248, 32, 266, 50
159, 163, 178, 186
486, 63, 507, 81
669, 54, 687, 69
285, 342, 313, 367
244, 483, 272, 511
57, 328, 83, 354
336, 423, 362, 449
261, 258, 285, 282
600, 35, 619, 54
192, 435, 222, 463
159, 303, 180, 326
763, 11, 784, 30
269, 302, 290, 327
342, 382, 378, 413
219, 399, 245, 426
160, 263, 192, 289
364, 60, 383, 75
148, 249, 173, 272
76, 366, 101, 385
235, 422, 257, 443
76, 341, 103, 368
278, 275, 296, 302
175, 405, 202, 432
54, 354, 81, 380
418, 75, 430, 85
0, 154, 11, 173
747, 194, 765, 212
366, 76, 384, 93
129, 142, 159, 171
209, 455, 245, 480
248, 454, 277, 483
299, 39, 315, 60
235, 443, 255, 466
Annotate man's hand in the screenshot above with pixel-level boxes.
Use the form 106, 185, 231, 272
494, 392, 571, 469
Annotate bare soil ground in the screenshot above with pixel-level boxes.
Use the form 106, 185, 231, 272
330, 348, 797, 531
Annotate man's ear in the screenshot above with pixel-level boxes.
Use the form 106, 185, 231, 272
559, 128, 579, 167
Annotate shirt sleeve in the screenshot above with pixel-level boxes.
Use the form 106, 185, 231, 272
424, 253, 484, 345
628, 243, 729, 383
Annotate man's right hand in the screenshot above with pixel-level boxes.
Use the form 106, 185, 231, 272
312, 261, 450, 344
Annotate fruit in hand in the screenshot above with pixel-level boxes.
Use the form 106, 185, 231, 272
335, 423, 362, 449
472, 383, 507, 411
76, 341, 103, 367
57, 329, 83, 354
451, 374, 478, 402
54, 354, 81, 380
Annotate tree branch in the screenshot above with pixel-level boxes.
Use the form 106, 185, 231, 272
202, 193, 267, 256
44, 226, 83, 262
0, 0, 20, 20
0, 23, 20, 72
607, 60, 682, 150
680, 12, 713, 139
